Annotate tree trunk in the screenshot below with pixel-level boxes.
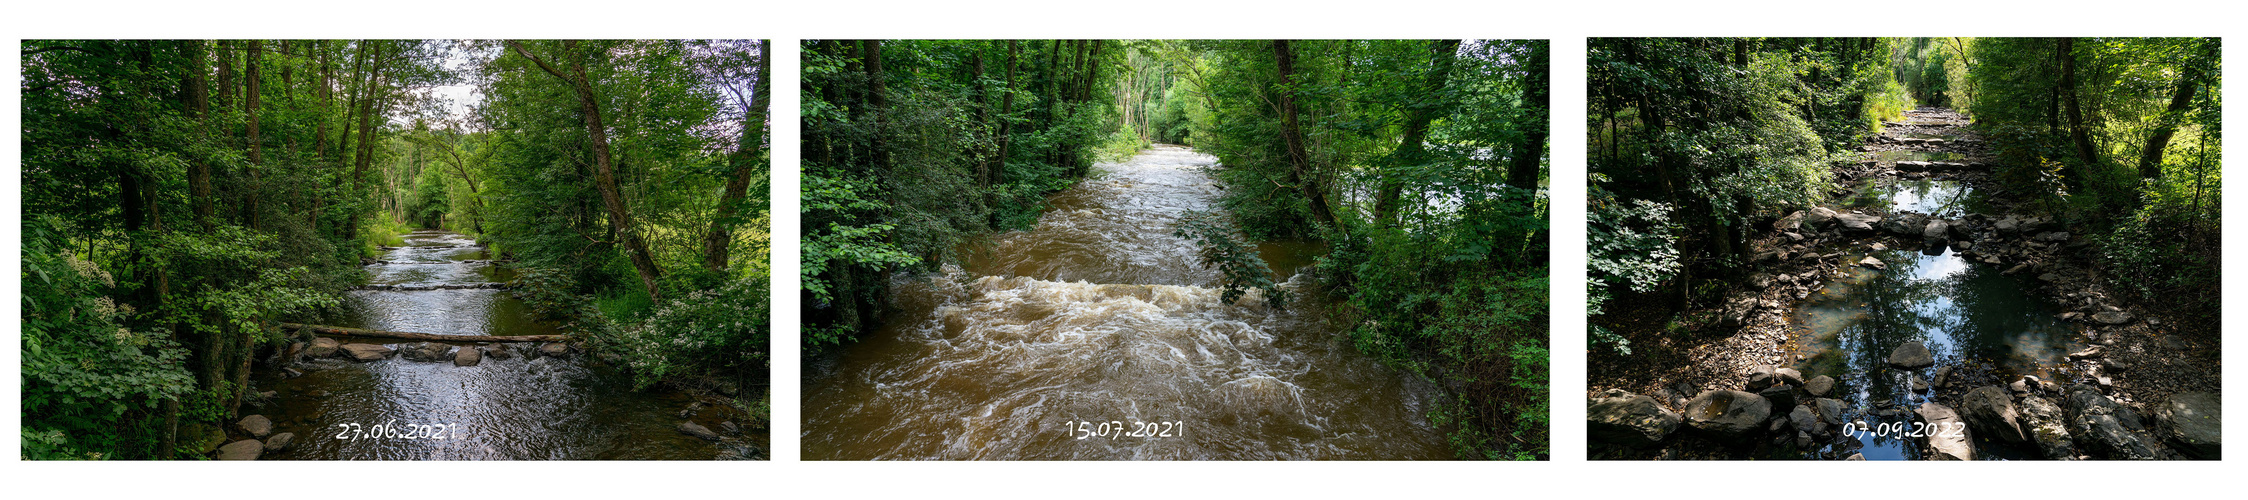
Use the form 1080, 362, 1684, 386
1508, 40, 1551, 196
245, 40, 263, 230
993, 40, 1019, 189
509, 40, 665, 301
182, 40, 214, 228
2059, 38, 2098, 167
703, 40, 770, 272
2135, 40, 2212, 179
1271, 40, 1343, 233
1374, 39, 1462, 225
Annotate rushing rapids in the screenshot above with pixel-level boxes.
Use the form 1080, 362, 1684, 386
804, 146, 1448, 460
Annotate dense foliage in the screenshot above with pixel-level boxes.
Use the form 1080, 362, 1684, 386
1133, 40, 1552, 460
800, 40, 1129, 351
1589, 37, 2221, 355
20, 39, 771, 459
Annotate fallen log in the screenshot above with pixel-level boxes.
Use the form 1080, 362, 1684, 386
279, 323, 565, 343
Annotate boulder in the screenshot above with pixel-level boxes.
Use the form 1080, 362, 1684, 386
1812, 398, 1848, 436
236, 415, 273, 438
2063, 384, 2161, 459
2034, 231, 2071, 243
217, 439, 263, 460
1744, 365, 1781, 392
1836, 213, 1880, 233
1774, 367, 1805, 387
2156, 392, 2221, 459
1788, 405, 1819, 438
1759, 384, 1797, 413
400, 342, 452, 362
1588, 392, 1681, 447
1923, 219, 1952, 242
1995, 216, 2020, 234
305, 337, 341, 358
1917, 403, 1975, 461
1959, 386, 2027, 443
487, 343, 515, 360
1775, 211, 1804, 231
1887, 341, 1935, 370
1858, 257, 1887, 270
2019, 395, 2079, 460
1882, 213, 1926, 236
453, 346, 483, 367
539, 343, 573, 358
677, 421, 721, 442
1910, 373, 1930, 393
1802, 376, 1836, 397
1683, 390, 1773, 439
263, 432, 295, 452
1806, 207, 1837, 228
1932, 365, 1952, 389
340, 343, 394, 362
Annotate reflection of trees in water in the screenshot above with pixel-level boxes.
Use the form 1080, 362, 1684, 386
1939, 262, 2059, 378
1833, 250, 1954, 409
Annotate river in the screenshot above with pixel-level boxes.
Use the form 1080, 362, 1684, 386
254, 231, 742, 460
802, 145, 1451, 460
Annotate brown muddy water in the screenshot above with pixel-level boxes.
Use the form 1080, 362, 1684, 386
255, 231, 738, 460
803, 145, 1449, 460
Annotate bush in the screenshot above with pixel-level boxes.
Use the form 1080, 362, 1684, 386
596, 276, 771, 389
1171, 210, 1287, 308
21, 217, 194, 460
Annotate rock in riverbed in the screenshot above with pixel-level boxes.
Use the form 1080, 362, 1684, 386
305, 338, 341, 358
454, 346, 483, 367
340, 343, 394, 362
401, 342, 452, 362
1887, 341, 1934, 370
1683, 390, 1772, 439
217, 440, 263, 460
1917, 403, 1974, 461
678, 421, 721, 442
2063, 384, 2160, 460
1588, 391, 1680, 447
263, 432, 295, 452
2156, 392, 2221, 459
1802, 376, 1836, 397
1960, 386, 2027, 444
237, 415, 273, 438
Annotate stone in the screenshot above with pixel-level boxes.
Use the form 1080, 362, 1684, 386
1858, 257, 1887, 270
1923, 219, 1952, 241
1813, 398, 1847, 435
677, 421, 721, 442
1952, 240, 1973, 251
1887, 341, 1935, 370
453, 346, 483, 367
400, 342, 452, 362
2092, 311, 2134, 325
1995, 216, 2020, 234
1789, 405, 1819, 437
2019, 395, 2078, 460
2156, 392, 2221, 459
2005, 263, 2031, 275
1881, 213, 1925, 236
1932, 365, 1952, 389
1868, 242, 1888, 251
2068, 346, 2103, 360
340, 343, 394, 362
1759, 384, 1797, 413
305, 337, 341, 358
217, 440, 263, 460
1836, 213, 1880, 233
2038, 272, 2062, 283
1588, 392, 1682, 447
1960, 386, 2028, 444
539, 343, 573, 358
1744, 365, 1781, 392
237, 415, 273, 438
1806, 207, 1837, 228
487, 343, 515, 360
1802, 376, 1836, 397
1682, 390, 1774, 439
1910, 373, 1930, 393
2034, 231, 2071, 242
263, 432, 295, 452
1774, 367, 1804, 387
2063, 384, 2160, 460
1917, 403, 1975, 461
1844, 453, 1865, 460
